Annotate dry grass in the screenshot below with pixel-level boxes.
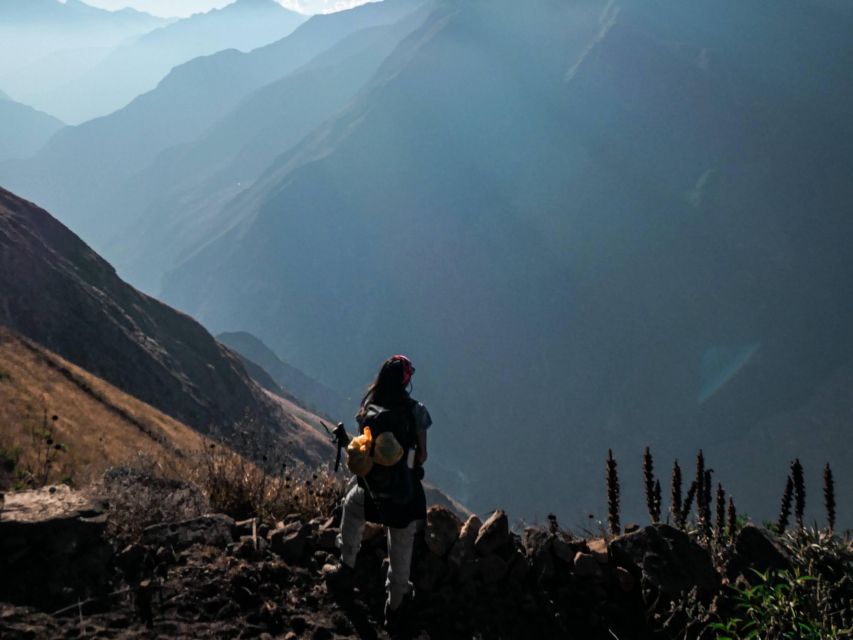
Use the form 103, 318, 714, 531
0, 328, 206, 489
189, 442, 346, 524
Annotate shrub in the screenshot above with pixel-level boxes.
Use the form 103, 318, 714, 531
90, 460, 209, 547
190, 442, 345, 525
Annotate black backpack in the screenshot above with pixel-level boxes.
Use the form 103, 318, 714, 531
359, 401, 415, 505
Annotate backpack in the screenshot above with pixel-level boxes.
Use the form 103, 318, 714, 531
358, 402, 416, 505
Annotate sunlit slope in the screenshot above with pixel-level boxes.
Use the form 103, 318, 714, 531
161, 0, 853, 524
0, 326, 208, 485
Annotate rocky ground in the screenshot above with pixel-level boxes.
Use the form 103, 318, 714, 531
1, 486, 849, 639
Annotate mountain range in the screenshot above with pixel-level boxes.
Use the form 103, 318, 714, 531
0, 0, 428, 266
158, 0, 853, 524
0, 0, 167, 80
21, 0, 307, 124
0, 92, 64, 162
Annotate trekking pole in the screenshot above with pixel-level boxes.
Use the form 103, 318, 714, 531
321, 421, 351, 472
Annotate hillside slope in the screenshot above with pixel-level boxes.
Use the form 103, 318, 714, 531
0, 187, 330, 467
0, 326, 209, 486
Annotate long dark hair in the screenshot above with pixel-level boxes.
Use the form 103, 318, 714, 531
357, 356, 411, 421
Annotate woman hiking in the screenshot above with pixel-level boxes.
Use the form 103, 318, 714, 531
324, 354, 432, 631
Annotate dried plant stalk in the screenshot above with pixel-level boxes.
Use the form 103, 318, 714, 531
823, 463, 836, 533
682, 480, 698, 524
606, 449, 620, 536
715, 483, 726, 541
699, 467, 713, 538
791, 458, 805, 529
670, 459, 683, 528
643, 447, 660, 523
777, 475, 793, 534
726, 497, 737, 540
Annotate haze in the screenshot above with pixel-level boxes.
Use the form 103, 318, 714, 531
1, 0, 851, 531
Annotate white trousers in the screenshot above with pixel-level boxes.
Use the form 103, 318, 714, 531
338, 483, 417, 609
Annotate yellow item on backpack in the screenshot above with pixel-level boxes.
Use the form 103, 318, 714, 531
346, 427, 374, 477
373, 431, 404, 466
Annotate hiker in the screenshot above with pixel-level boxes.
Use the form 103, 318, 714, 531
325, 354, 432, 630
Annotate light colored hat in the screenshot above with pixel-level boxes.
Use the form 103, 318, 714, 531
372, 431, 404, 466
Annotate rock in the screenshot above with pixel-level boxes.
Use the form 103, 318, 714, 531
413, 551, 448, 592
610, 524, 719, 599
727, 525, 792, 581
315, 527, 339, 552
552, 536, 584, 565
586, 538, 609, 564
572, 552, 602, 578
270, 523, 312, 564
0, 486, 112, 610
615, 566, 635, 591
425, 506, 462, 557
475, 510, 509, 556
142, 514, 235, 550
115, 543, 148, 581
477, 555, 508, 584
506, 549, 530, 585
523, 527, 555, 583
449, 515, 481, 566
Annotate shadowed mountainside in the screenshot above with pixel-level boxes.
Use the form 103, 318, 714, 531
218, 331, 351, 421
0, 187, 331, 467
160, 0, 853, 525
104, 2, 434, 291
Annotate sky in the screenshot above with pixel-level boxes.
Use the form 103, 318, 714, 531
79, 0, 377, 18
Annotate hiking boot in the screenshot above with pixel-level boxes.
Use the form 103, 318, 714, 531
322, 562, 354, 593
383, 591, 414, 633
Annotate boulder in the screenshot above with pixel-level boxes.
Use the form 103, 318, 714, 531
142, 514, 234, 550
477, 555, 508, 584
315, 527, 339, 552
270, 523, 313, 564
0, 486, 112, 610
615, 566, 635, 592
475, 510, 509, 556
572, 552, 602, 578
727, 525, 792, 581
413, 551, 448, 592
449, 515, 482, 566
425, 506, 462, 557
586, 538, 609, 564
523, 527, 555, 583
609, 524, 719, 599
552, 536, 585, 565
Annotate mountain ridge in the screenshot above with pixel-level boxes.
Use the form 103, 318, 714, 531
0, 186, 331, 467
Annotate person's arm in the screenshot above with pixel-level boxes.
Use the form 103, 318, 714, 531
416, 430, 428, 465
